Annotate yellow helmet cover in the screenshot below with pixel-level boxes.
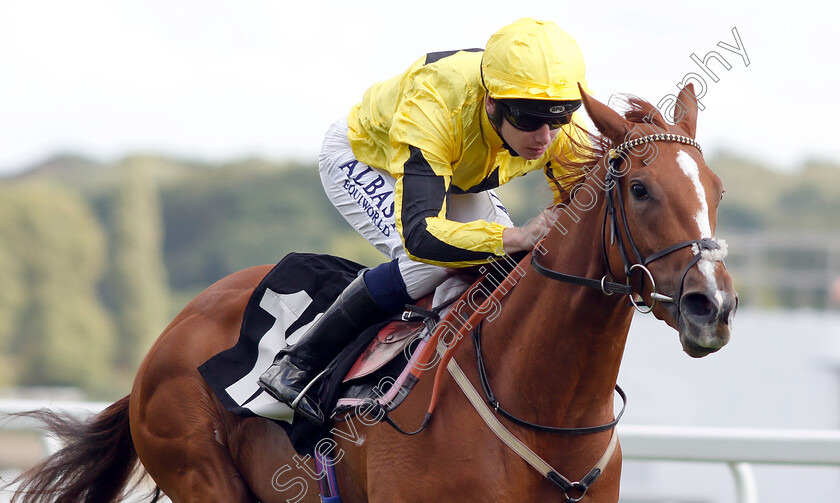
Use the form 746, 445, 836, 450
482, 18, 589, 101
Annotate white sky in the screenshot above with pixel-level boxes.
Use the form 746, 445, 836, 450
0, 1, 836, 174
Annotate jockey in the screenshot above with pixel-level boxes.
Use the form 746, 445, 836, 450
259, 18, 592, 424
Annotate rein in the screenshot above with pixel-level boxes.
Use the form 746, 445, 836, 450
534, 133, 726, 315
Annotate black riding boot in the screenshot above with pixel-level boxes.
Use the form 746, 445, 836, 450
257, 274, 387, 425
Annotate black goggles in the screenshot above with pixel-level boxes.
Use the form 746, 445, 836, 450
499, 100, 579, 132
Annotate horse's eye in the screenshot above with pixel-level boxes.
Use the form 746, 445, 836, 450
630, 183, 649, 200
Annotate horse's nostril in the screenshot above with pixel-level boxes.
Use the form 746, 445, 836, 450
681, 292, 717, 324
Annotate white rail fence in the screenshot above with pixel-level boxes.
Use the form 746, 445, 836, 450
3, 400, 840, 503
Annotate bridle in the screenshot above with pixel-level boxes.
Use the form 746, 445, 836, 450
454, 134, 725, 502
532, 132, 726, 316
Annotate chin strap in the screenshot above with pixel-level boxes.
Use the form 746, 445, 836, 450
501, 138, 521, 157
486, 101, 522, 157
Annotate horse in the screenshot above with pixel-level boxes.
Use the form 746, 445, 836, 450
8, 82, 736, 503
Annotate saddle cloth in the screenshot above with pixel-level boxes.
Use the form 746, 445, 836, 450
199, 252, 486, 454
199, 253, 364, 424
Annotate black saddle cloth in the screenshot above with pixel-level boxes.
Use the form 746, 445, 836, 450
199, 252, 399, 454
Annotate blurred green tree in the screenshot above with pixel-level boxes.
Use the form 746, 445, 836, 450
104, 157, 170, 373
0, 182, 114, 391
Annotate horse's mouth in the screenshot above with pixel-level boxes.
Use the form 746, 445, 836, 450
678, 314, 731, 358
680, 334, 723, 358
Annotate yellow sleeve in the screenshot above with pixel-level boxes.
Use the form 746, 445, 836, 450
389, 79, 508, 267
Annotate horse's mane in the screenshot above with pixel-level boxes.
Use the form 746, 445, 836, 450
548, 95, 667, 205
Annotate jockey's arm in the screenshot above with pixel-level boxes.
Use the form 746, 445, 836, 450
395, 145, 551, 267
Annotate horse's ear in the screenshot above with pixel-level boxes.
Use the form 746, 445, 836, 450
578, 83, 628, 143
674, 83, 698, 138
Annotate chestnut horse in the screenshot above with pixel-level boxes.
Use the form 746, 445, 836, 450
10, 83, 736, 503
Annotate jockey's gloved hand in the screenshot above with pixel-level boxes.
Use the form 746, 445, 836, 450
502, 209, 557, 254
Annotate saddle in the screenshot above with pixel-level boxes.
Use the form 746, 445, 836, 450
330, 295, 441, 419
322, 258, 524, 429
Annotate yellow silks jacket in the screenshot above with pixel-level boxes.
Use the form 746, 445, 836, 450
347, 49, 589, 268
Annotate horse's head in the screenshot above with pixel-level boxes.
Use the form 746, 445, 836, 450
579, 83, 737, 357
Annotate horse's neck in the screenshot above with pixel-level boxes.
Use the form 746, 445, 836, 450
480, 181, 634, 427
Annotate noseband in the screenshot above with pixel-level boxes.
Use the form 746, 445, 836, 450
532, 133, 727, 315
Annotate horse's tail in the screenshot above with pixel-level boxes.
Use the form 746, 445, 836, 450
7, 395, 163, 503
